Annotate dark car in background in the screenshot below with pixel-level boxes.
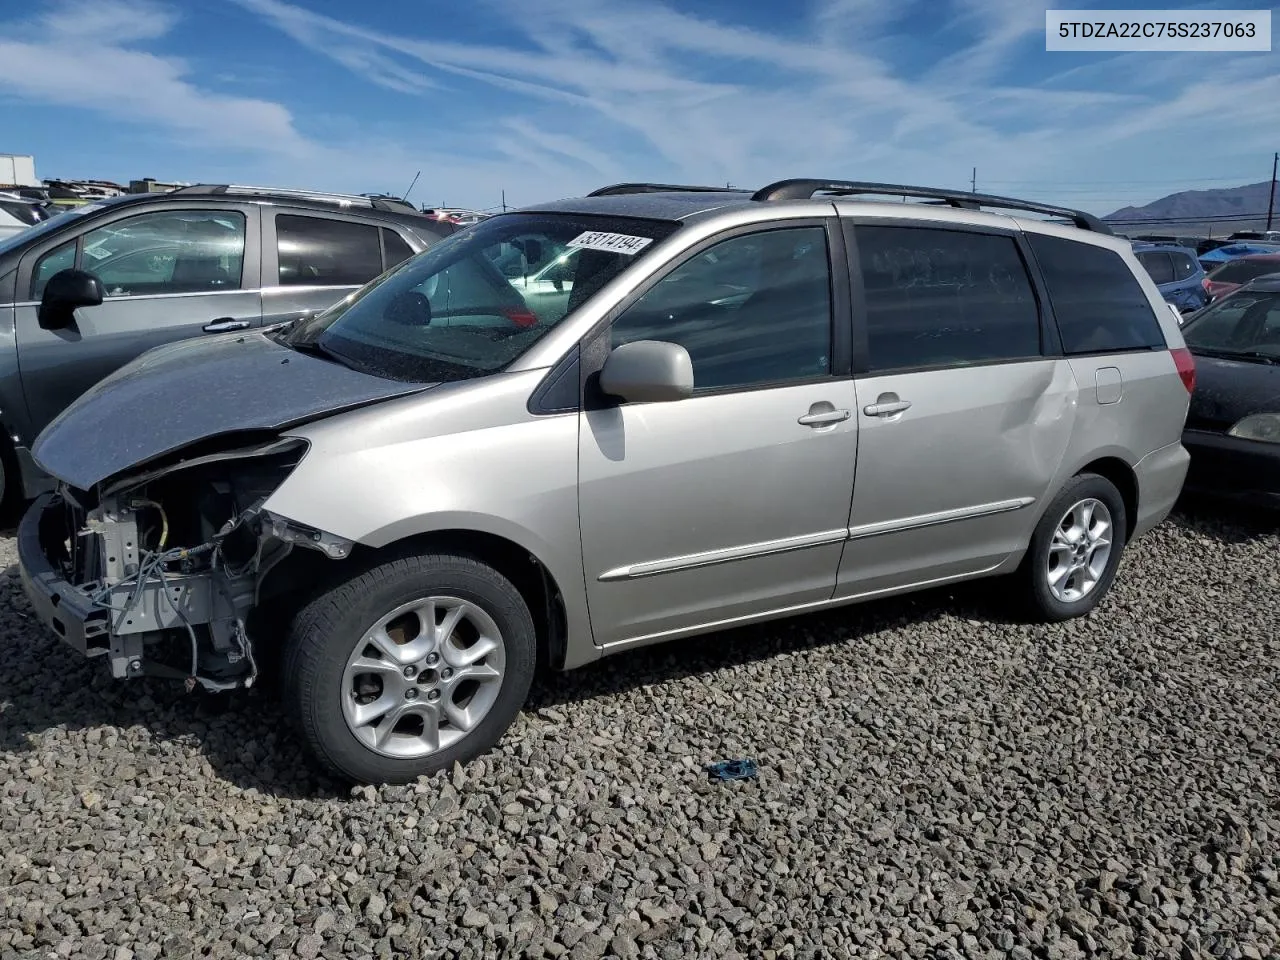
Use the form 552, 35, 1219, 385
0, 184, 453, 506
1202, 253, 1280, 303
1132, 242, 1208, 314
1180, 277, 1280, 506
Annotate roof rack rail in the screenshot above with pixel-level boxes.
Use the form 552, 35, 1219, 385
587, 183, 750, 197
170, 184, 420, 214
751, 179, 1112, 234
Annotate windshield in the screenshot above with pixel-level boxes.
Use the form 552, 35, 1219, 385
284, 212, 679, 383
0, 200, 112, 257
1183, 289, 1280, 360
1208, 258, 1280, 284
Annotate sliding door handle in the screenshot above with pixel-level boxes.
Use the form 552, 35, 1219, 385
863, 399, 912, 417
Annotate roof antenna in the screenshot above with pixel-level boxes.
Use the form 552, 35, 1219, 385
402, 170, 421, 203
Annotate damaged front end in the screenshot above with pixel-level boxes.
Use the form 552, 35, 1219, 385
19, 436, 353, 691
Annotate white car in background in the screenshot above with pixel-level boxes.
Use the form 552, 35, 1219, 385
0, 192, 55, 240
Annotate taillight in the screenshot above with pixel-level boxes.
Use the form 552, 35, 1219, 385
1171, 346, 1196, 394
502, 307, 538, 329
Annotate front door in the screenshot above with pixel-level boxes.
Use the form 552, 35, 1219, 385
578, 223, 858, 647
16, 206, 261, 437
834, 221, 1076, 598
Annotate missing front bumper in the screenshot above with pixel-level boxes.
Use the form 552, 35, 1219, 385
17, 493, 254, 684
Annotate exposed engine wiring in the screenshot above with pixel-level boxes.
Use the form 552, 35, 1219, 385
131, 499, 169, 550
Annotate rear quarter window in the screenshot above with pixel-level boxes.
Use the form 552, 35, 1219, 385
1028, 235, 1167, 355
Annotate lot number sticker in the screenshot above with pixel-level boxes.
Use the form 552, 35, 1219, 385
566, 231, 654, 255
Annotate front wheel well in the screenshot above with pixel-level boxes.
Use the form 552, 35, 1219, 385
260, 529, 570, 673
1076, 457, 1139, 539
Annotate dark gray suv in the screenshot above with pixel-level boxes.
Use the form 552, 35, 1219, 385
0, 185, 453, 506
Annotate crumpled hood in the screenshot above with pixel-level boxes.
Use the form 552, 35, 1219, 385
33, 331, 434, 490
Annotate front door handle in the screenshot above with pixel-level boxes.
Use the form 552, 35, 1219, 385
797, 407, 851, 427
863, 398, 912, 417
203, 318, 252, 333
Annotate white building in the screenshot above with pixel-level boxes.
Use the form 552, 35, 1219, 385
0, 154, 39, 188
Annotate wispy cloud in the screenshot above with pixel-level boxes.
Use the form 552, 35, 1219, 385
229, 0, 1280, 208
0, 0, 316, 158
3, 0, 1278, 211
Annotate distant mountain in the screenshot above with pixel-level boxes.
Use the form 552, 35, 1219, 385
1105, 180, 1279, 234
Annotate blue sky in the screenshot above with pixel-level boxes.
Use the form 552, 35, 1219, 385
1, 0, 1278, 214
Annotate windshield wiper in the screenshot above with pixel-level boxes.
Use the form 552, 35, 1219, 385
1191, 347, 1280, 365
285, 338, 357, 371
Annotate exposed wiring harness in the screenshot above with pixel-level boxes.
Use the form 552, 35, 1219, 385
132, 499, 169, 550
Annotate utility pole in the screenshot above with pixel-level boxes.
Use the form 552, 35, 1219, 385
971, 167, 977, 193
1267, 151, 1278, 232
501, 189, 507, 212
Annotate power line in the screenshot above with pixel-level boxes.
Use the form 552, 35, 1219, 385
1105, 212, 1277, 225
979, 175, 1262, 186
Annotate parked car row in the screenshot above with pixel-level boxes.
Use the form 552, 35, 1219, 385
1133, 237, 1280, 316
16, 177, 1200, 784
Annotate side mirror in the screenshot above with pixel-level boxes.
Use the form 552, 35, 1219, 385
39, 269, 104, 331
598, 340, 694, 404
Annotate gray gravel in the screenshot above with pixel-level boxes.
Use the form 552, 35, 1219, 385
1, 499, 1278, 960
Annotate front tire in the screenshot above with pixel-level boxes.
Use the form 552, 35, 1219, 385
1019, 473, 1128, 622
284, 551, 536, 784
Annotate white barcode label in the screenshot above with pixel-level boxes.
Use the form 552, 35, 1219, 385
566, 231, 654, 255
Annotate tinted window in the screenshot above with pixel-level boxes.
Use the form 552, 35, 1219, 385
857, 226, 1040, 371
1028, 235, 1166, 354
610, 227, 832, 392
80, 210, 245, 297
32, 240, 76, 299
1209, 258, 1280, 284
1169, 253, 1199, 280
277, 215, 382, 287
1137, 251, 1174, 284
382, 228, 414, 269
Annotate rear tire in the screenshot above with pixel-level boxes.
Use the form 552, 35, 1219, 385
284, 550, 536, 785
1019, 473, 1128, 622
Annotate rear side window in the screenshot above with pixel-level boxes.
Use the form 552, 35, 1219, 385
277, 215, 383, 287
1028, 235, 1166, 355
1137, 251, 1174, 284
1169, 253, 1199, 280
381, 228, 414, 269
856, 225, 1041, 371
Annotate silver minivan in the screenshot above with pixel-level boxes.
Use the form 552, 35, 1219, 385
19, 180, 1194, 784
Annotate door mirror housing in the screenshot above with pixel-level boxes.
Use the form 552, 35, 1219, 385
598, 340, 694, 404
39, 269, 104, 331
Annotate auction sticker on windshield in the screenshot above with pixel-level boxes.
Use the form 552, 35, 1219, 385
566, 231, 654, 255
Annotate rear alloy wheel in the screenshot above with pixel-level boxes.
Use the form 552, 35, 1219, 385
1020, 473, 1128, 622
285, 551, 536, 784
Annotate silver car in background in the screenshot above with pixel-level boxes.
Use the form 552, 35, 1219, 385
19, 179, 1194, 784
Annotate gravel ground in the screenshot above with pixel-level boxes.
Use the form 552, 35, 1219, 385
1, 499, 1278, 960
